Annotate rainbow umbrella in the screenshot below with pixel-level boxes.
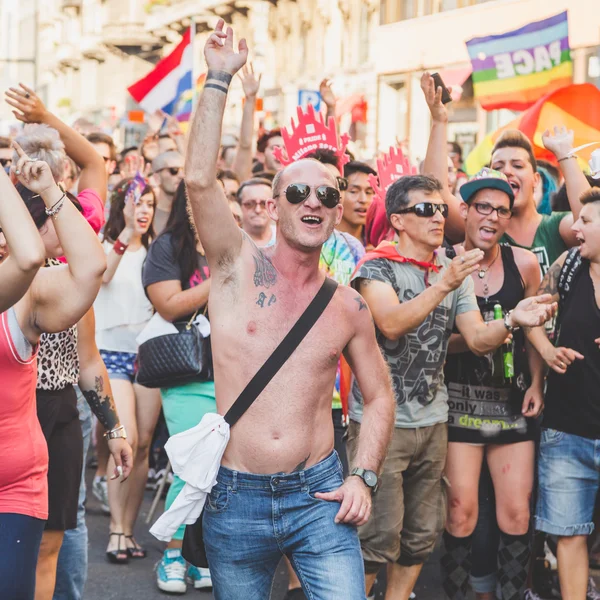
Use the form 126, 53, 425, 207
465, 83, 600, 175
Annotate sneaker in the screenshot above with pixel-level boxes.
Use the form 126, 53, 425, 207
524, 590, 543, 600
187, 565, 212, 589
92, 475, 110, 514
588, 577, 600, 600
156, 549, 187, 594
544, 541, 558, 570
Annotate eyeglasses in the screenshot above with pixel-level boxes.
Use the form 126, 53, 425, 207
241, 199, 267, 210
158, 167, 183, 176
279, 183, 341, 209
337, 177, 348, 191
396, 202, 449, 218
473, 202, 512, 220
0, 158, 12, 167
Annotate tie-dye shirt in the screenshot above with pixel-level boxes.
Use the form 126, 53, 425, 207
319, 231, 365, 407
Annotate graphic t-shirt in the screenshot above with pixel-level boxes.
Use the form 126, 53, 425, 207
319, 231, 365, 408
350, 254, 478, 428
500, 212, 569, 276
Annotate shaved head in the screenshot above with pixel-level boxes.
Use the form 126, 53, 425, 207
272, 158, 338, 198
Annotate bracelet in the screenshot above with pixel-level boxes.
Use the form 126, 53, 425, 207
113, 239, 129, 256
44, 192, 66, 218
104, 425, 127, 440
558, 155, 576, 163
503, 310, 519, 333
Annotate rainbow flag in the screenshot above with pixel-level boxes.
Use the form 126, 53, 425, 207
465, 83, 600, 175
466, 12, 572, 111
173, 73, 206, 123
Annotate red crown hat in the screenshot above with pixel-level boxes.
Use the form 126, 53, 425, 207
368, 146, 417, 204
272, 104, 350, 173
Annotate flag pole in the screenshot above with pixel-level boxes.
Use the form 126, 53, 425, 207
190, 16, 198, 112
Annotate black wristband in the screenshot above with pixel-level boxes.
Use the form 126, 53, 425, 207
205, 82, 229, 94
207, 70, 233, 86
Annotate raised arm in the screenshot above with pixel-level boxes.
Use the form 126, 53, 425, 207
77, 308, 133, 480
12, 145, 106, 337
185, 20, 246, 270
0, 167, 45, 313
420, 73, 465, 242
319, 79, 337, 122
5, 84, 107, 203
232, 63, 261, 183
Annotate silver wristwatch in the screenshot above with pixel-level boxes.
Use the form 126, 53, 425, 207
104, 425, 127, 440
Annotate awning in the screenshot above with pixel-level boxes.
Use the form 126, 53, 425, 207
437, 66, 472, 101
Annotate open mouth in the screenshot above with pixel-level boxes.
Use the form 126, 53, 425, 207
508, 180, 520, 193
137, 217, 149, 226
301, 215, 323, 226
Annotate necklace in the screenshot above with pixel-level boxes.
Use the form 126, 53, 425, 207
478, 246, 500, 297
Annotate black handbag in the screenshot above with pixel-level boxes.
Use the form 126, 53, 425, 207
136, 310, 213, 389
182, 277, 338, 567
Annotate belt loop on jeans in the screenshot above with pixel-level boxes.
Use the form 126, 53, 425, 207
231, 470, 238, 492
299, 469, 307, 491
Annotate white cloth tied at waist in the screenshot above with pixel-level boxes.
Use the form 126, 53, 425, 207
150, 412, 230, 541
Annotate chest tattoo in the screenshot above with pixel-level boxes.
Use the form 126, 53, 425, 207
253, 253, 277, 289
256, 292, 277, 308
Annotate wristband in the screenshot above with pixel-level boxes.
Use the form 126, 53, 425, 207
557, 155, 576, 163
104, 425, 127, 440
113, 239, 129, 256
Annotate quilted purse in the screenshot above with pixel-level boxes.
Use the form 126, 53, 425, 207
136, 310, 213, 388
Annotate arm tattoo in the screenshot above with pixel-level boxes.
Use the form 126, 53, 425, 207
205, 70, 233, 93
292, 455, 310, 472
253, 251, 278, 288
354, 297, 367, 311
81, 375, 118, 431
537, 261, 562, 297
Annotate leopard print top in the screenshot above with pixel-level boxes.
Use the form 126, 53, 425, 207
36, 258, 80, 391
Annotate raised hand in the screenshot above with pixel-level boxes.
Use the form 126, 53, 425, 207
420, 72, 449, 124
5, 83, 48, 124
440, 246, 484, 293
204, 19, 248, 76
121, 154, 147, 180
239, 62, 261, 99
12, 141, 56, 195
319, 78, 337, 110
510, 294, 557, 329
542, 126, 574, 161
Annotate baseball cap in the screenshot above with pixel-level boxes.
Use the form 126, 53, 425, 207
460, 167, 515, 208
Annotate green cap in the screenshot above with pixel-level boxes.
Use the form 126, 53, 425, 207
460, 168, 515, 208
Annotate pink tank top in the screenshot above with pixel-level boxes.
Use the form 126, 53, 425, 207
0, 311, 48, 519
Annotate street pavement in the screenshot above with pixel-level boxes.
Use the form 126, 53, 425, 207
83, 467, 443, 600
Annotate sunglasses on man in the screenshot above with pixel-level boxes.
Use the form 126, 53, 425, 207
277, 183, 341, 209
396, 202, 449, 219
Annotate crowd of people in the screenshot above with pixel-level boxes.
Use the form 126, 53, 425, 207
0, 19, 599, 600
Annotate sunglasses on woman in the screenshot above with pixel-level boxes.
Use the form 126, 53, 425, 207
279, 183, 341, 209
396, 202, 449, 218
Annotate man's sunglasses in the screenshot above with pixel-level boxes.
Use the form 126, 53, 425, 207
241, 199, 267, 210
337, 177, 348, 191
472, 202, 512, 220
396, 202, 449, 218
158, 167, 183, 176
280, 183, 341, 209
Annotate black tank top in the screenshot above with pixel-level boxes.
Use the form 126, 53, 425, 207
544, 264, 600, 439
446, 245, 534, 444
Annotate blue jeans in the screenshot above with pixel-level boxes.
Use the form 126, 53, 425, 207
535, 428, 600, 537
54, 390, 92, 600
0, 513, 45, 600
203, 451, 366, 600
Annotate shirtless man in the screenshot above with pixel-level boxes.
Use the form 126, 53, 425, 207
185, 21, 395, 600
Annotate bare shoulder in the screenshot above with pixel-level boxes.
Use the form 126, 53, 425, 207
512, 246, 541, 281
336, 284, 372, 324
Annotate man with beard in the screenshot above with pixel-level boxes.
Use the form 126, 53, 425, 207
184, 21, 395, 599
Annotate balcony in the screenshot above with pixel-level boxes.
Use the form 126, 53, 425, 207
80, 35, 107, 62
102, 22, 164, 62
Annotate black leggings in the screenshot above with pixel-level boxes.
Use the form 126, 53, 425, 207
0, 513, 46, 600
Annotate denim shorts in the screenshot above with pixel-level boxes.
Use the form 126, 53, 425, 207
202, 451, 366, 600
99, 350, 136, 383
535, 428, 600, 537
